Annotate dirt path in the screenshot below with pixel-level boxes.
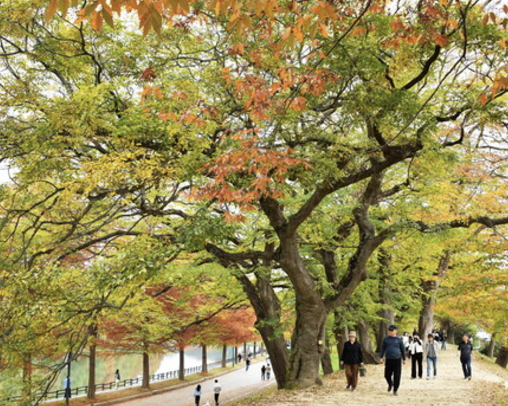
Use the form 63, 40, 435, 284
245, 347, 508, 406
108, 347, 508, 406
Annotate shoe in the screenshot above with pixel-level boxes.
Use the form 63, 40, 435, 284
394, 391, 398, 396
388, 384, 392, 392
345, 385, 350, 389
426, 377, 429, 380
468, 376, 472, 381
351, 388, 356, 392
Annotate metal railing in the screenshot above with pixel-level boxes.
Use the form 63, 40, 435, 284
4, 356, 246, 404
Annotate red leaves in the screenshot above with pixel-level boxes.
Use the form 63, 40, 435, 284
141, 67, 158, 82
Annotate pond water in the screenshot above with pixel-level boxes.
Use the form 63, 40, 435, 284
56, 345, 234, 390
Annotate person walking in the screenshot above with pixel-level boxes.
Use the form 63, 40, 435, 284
380, 325, 406, 396
340, 331, 364, 392
409, 332, 423, 379
114, 369, 121, 389
441, 330, 448, 350
426, 333, 439, 379
458, 334, 473, 380
245, 357, 251, 371
194, 384, 202, 406
265, 363, 271, 379
261, 365, 266, 380
213, 379, 221, 406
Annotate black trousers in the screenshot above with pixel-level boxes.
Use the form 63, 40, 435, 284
214, 393, 220, 405
385, 358, 402, 392
411, 352, 423, 378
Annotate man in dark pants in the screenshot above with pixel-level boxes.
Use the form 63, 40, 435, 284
458, 334, 473, 380
380, 325, 406, 396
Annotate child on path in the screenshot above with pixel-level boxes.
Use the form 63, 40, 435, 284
266, 364, 271, 379
426, 334, 440, 379
194, 384, 202, 406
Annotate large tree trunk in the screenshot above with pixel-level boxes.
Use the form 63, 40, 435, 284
418, 252, 449, 341
87, 324, 98, 399
142, 348, 150, 389
320, 336, 334, 375
495, 345, 508, 368
287, 301, 329, 389
356, 319, 380, 364
208, 173, 390, 390
201, 345, 208, 373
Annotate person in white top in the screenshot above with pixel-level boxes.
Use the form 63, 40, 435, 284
409, 332, 423, 379
213, 379, 221, 406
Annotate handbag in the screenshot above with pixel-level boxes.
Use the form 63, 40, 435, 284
359, 365, 367, 377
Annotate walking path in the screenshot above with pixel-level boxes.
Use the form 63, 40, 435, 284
260, 347, 508, 406
105, 361, 275, 406
107, 347, 508, 406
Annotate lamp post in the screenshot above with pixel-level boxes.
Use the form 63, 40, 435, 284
64, 352, 72, 406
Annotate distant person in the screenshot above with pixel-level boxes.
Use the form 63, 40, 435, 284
261, 364, 266, 380
238, 353, 242, 363
380, 325, 406, 396
213, 379, 221, 406
63, 376, 71, 399
409, 332, 423, 379
340, 331, 364, 392
458, 334, 473, 380
114, 369, 121, 389
402, 332, 410, 357
426, 334, 440, 379
194, 384, 202, 406
245, 357, 251, 371
441, 330, 448, 350
266, 363, 271, 379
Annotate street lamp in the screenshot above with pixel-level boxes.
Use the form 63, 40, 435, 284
64, 352, 72, 406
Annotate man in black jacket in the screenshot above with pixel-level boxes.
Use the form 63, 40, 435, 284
458, 334, 473, 380
340, 331, 364, 391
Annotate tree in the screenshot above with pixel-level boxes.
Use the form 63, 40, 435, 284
2, 0, 508, 391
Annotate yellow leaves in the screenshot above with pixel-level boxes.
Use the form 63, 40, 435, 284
500, 37, 508, 49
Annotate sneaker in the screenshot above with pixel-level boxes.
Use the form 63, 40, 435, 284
468, 376, 472, 381
345, 385, 350, 389
394, 391, 398, 396
351, 388, 356, 392
388, 384, 392, 392
426, 377, 430, 380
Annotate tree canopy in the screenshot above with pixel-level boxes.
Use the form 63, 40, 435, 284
1, 0, 508, 397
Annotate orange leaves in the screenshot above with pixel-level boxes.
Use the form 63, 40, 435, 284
196, 134, 311, 217
45, 0, 59, 22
